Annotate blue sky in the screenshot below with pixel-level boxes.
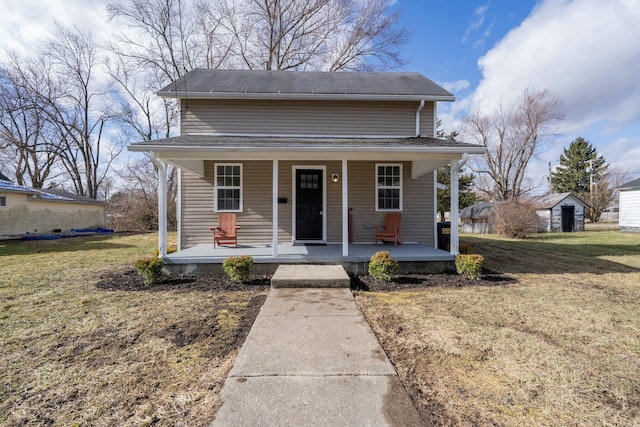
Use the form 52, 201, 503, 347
398, 0, 640, 187
1, 0, 639, 189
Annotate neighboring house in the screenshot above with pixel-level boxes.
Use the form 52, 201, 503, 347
128, 69, 485, 272
0, 178, 107, 239
618, 178, 640, 232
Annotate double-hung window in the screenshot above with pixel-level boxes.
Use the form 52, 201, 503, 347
215, 163, 242, 212
0, 195, 6, 208
376, 164, 402, 211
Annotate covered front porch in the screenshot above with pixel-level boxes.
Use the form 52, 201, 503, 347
164, 242, 454, 275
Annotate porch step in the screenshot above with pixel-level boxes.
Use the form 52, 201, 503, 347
270, 265, 351, 288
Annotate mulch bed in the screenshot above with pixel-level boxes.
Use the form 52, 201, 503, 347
352, 270, 517, 292
96, 269, 515, 293
95, 269, 271, 292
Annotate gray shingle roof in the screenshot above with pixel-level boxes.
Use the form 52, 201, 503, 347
619, 178, 640, 190
460, 202, 502, 220
530, 192, 588, 209
0, 178, 104, 204
159, 69, 454, 101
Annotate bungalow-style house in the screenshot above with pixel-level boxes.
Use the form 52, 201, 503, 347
0, 177, 107, 239
619, 178, 640, 232
128, 69, 485, 273
530, 192, 588, 232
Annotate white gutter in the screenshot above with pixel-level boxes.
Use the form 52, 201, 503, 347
415, 99, 425, 137
156, 91, 455, 102
130, 144, 487, 155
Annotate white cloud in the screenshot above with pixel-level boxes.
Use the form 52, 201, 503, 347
601, 136, 640, 178
462, 4, 489, 44
470, 0, 640, 135
442, 79, 470, 94
0, 0, 112, 51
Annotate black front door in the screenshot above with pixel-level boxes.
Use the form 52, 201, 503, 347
296, 169, 323, 240
561, 206, 575, 232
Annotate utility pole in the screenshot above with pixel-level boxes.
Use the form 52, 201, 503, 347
587, 159, 594, 221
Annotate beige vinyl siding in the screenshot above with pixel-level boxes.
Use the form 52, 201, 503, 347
419, 102, 435, 137
180, 160, 434, 248
348, 161, 434, 244
182, 99, 431, 137
181, 160, 275, 247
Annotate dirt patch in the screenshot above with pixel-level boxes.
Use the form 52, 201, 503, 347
162, 294, 267, 359
96, 268, 271, 292
352, 270, 517, 292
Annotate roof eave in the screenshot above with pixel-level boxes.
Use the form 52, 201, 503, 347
156, 91, 455, 102
128, 143, 485, 155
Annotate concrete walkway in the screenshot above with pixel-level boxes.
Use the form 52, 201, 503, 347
212, 288, 424, 426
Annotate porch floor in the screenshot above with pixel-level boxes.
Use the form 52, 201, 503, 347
165, 243, 453, 264
164, 243, 454, 276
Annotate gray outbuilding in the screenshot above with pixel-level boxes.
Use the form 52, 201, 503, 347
530, 192, 588, 232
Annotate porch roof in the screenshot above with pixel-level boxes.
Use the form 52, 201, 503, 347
128, 135, 485, 177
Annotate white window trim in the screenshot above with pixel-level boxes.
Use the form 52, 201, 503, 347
375, 163, 403, 212
214, 163, 243, 212
0, 195, 6, 208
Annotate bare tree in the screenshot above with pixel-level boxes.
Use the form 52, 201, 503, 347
589, 166, 630, 223
39, 24, 123, 199
0, 53, 62, 188
217, 0, 409, 71
464, 88, 565, 201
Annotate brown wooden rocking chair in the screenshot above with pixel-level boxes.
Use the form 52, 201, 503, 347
211, 213, 240, 248
373, 213, 403, 246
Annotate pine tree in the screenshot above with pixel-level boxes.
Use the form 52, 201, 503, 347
437, 165, 479, 222
435, 120, 478, 221
550, 137, 606, 194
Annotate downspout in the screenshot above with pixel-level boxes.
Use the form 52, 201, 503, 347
415, 99, 425, 137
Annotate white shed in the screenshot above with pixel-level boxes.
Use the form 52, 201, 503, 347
531, 193, 588, 232
619, 178, 640, 233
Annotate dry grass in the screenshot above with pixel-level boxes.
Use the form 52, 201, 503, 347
0, 233, 266, 426
357, 229, 640, 426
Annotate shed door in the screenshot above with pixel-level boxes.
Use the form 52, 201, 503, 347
561, 206, 575, 232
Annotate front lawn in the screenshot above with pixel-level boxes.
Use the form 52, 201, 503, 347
0, 233, 267, 426
357, 228, 640, 426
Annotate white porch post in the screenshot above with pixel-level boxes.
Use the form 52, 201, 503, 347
450, 160, 460, 255
157, 160, 168, 258
272, 159, 279, 257
342, 159, 349, 257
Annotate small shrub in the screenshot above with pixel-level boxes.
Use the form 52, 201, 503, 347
368, 251, 399, 281
135, 257, 164, 286
223, 255, 254, 283
490, 200, 541, 238
456, 254, 484, 280
459, 243, 473, 254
